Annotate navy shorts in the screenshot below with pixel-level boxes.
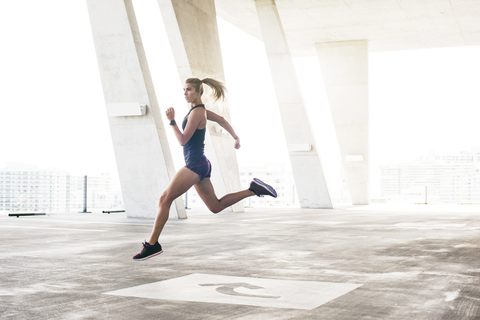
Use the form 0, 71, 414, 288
185, 159, 212, 180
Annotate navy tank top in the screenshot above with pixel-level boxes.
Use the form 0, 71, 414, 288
182, 104, 207, 165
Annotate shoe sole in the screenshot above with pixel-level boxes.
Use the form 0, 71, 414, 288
253, 178, 277, 198
132, 250, 163, 261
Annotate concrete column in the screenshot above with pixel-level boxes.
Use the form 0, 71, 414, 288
158, 0, 243, 212
86, 0, 187, 219
254, 0, 333, 208
315, 40, 369, 205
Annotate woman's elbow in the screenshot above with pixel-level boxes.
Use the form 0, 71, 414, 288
179, 137, 187, 146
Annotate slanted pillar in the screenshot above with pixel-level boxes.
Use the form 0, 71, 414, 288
254, 0, 333, 208
158, 0, 243, 212
86, 0, 186, 219
315, 40, 369, 205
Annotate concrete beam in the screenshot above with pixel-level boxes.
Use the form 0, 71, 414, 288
315, 40, 370, 205
254, 0, 333, 208
86, 0, 186, 219
158, 0, 243, 212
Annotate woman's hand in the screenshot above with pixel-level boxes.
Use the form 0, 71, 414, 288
234, 136, 241, 149
166, 107, 175, 121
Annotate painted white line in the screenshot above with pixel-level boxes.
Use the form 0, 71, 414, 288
5, 218, 155, 227
394, 223, 467, 229
0, 225, 105, 232
52, 219, 156, 227
274, 220, 344, 225
242, 217, 282, 222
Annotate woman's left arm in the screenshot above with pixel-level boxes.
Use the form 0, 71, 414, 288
206, 110, 241, 149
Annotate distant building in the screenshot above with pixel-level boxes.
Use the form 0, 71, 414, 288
239, 163, 297, 207
380, 148, 480, 203
0, 163, 124, 213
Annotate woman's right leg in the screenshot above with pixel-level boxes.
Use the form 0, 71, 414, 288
194, 178, 254, 213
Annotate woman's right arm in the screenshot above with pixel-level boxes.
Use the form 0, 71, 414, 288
166, 107, 203, 146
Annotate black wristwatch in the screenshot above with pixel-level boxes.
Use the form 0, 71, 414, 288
169, 120, 176, 126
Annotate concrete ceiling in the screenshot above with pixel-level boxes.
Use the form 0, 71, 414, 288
215, 0, 480, 56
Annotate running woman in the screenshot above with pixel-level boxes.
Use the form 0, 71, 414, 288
133, 77, 277, 261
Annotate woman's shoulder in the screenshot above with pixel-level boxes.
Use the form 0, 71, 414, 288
192, 104, 206, 110
191, 106, 207, 115
188, 106, 207, 124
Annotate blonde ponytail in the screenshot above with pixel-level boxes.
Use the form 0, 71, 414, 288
185, 77, 227, 103
201, 78, 227, 102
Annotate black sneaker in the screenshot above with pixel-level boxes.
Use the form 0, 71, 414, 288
132, 241, 163, 261
249, 178, 277, 198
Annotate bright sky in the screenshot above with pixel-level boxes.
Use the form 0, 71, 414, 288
1, 0, 480, 199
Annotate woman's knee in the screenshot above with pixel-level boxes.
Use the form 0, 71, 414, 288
207, 203, 222, 214
159, 192, 174, 207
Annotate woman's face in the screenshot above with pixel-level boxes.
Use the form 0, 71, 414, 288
183, 82, 200, 104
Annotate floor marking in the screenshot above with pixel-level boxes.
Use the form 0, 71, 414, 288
0, 225, 105, 232
200, 283, 281, 299
104, 273, 362, 310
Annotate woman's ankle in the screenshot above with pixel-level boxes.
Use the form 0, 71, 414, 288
146, 239, 158, 246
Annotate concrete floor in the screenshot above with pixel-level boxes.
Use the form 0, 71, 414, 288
1, 205, 480, 319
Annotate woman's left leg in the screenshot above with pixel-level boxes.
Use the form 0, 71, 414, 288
194, 178, 254, 213
133, 167, 200, 261
148, 167, 200, 244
